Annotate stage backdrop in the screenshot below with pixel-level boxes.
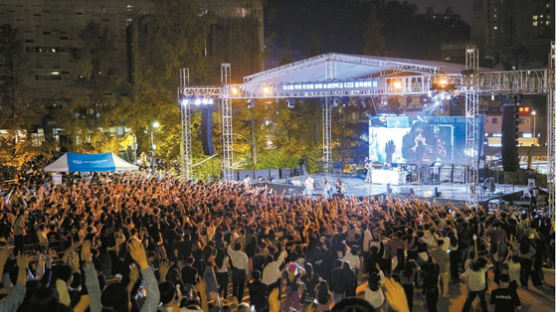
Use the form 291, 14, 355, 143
368, 115, 484, 165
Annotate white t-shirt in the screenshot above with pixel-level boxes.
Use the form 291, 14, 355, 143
364, 287, 384, 308
227, 245, 249, 270
464, 268, 488, 292
262, 250, 288, 285
508, 261, 521, 283
343, 252, 360, 271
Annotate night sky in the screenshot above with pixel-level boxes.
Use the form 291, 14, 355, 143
404, 0, 473, 21
264, 0, 471, 66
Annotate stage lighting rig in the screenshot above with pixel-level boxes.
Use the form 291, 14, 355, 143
180, 96, 215, 107
389, 79, 403, 92
230, 86, 240, 96
431, 76, 455, 91
262, 85, 272, 96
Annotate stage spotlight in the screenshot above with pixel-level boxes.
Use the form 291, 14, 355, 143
230, 86, 240, 96
194, 98, 201, 106
391, 79, 403, 91
287, 99, 295, 109
180, 98, 189, 107
432, 76, 453, 91
437, 77, 449, 88
262, 85, 271, 96
201, 98, 209, 105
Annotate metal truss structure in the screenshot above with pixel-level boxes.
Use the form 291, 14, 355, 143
477, 69, 549, 94
220, 64, 234, 181
465, 47, 480, 207
179, 86, 222, 97
243, 53, 440, 84
179, 68, 193, 181
322, 98, 332, 174
179, 49, 555, 213
224, 69, 551, 99
548, 42, 555, 218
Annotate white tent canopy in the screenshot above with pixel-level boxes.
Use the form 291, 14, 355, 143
44, 152, 138, 172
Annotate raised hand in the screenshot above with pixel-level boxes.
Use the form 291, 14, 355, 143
384, 278, 410, 312
159, 259, 170, 282
71, 251, 80, 270
128, 238, 149, 269
81, 240, 93, 265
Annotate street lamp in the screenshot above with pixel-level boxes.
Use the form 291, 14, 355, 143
531, 110, 536, 139
150, 121, 159, 170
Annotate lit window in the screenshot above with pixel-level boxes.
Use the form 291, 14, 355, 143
493, 26, 498, 30
533, 21, 538, 26
533, 15, 538, 20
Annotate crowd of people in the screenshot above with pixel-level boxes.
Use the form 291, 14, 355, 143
0, 169, 553, 312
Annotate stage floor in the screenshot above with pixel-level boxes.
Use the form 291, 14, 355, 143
289, 174, 528, 203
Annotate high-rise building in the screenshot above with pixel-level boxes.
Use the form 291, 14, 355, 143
472, 0, 554, 68
0, 0, 263, 94
0, 0, 144, 97
0, 0, 264, 139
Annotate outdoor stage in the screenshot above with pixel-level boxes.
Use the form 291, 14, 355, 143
286, 174, 528, 205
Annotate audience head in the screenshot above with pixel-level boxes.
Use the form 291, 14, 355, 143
101, 283, 130, 312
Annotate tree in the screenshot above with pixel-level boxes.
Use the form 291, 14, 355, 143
0, 24, 51, 177
307, 33, 322, 57
279, 40, 294, 65
48, 21, 124, 153
362, 4, 384, 56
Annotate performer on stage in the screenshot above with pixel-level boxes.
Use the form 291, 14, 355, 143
322, 177, 332, 198
303, 175, 314, 196
335, 178, 346, 195
402, 122, 446, 184
364, 157, 373, 183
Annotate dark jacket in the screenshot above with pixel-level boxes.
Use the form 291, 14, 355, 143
249, 280, 268, 310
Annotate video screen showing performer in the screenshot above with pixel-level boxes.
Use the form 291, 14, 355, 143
368, 115, 483, 165
401, 122, 446, 165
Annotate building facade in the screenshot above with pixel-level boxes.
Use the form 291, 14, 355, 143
0, 0, 264, 147
0, 0, 143, 96
472, 0, 554, 68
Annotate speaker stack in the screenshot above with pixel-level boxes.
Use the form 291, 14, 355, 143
201, 106, 215, 155
501, 96, 519, 172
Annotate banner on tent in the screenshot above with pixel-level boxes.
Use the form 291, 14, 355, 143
67, 153, 115, 172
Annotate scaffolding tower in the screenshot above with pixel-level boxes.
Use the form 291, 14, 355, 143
221, 63, 234, 181
465, 47, 480, 207
179, 68, 193, 181
322, 98, 332, 174
548, 41, 555, 218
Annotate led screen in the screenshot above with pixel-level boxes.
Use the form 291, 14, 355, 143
368, 115, 484, 165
